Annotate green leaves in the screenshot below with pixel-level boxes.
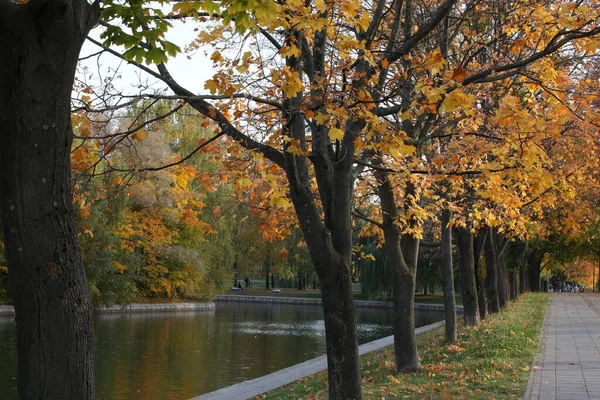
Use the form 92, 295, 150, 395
100, 0, 180, 65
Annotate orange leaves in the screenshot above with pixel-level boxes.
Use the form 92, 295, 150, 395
279, 248, 288, 258
131, 129, 149, 143
452, 66, 468, 83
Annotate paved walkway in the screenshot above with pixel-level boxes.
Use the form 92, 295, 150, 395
526, 293, 600, 400
191, 321, 444, 400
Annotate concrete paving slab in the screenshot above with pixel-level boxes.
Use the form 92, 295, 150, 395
525, 293, 600, 400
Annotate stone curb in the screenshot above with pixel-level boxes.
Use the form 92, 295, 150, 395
0, 302, 215, 316
215, 294, 463, 312
191, 320, 445, 400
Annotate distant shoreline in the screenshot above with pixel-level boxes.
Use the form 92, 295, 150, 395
0, 302, 214, 316
0, 294, 463, 317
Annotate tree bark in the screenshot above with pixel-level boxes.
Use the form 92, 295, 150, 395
474, 229, 488, 320
0, 1, 99, 399
440, 210, 457, 342
495, 232, 508, 308
378, 178, 421, 372
456, 224, 480, 326
528, 248, 543, 292
484, 227, 500, 314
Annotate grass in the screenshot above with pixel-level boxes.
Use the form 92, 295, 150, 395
256, 292, 549, 400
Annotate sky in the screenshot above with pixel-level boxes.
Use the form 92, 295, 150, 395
79, 20, 215, 97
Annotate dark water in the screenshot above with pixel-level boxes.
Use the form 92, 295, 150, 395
0, 302, 443, 399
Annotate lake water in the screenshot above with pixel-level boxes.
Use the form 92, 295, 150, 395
0, 302, 443, 399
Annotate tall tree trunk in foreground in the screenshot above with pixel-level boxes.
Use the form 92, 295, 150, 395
378, 178, 421, 372
440, 210, 456, 342
456, 224, 480, 326
474, 229, 488, 320
484, 227, 500, 314
0, 1, 99, 398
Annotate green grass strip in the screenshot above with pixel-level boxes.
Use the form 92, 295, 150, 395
259, 292, 549, 400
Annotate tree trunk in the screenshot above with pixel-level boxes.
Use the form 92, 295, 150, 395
474, 229, 488, 320
440, 210, 457, 342
319, 263, 361, 398
520, 252, 528, 294
456, 225, 480, 326
271, 274, 275, 289
528, 248, 543, 292
0, 2, 99, 399
484, 227, 500, 314
265, 265, 270, 289
509, 270, 516, 301
495, 232, 508, 309
378, 178, 421, 372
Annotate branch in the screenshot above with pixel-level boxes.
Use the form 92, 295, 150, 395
106, 131, 225, 174
352, 209, 384, 229
464, 26, 600, 85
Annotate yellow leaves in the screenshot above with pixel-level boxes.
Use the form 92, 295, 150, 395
280, 68, 303, 98
210, 50, 224, 63
172, 1, 201, 16
388, 375, 402, 385
113, 261, 127, 275
237, 177, 253, 189
329, 127, 344, 141
441, 89, 476, 115
581, 37, 600, 55
340, 0, 359, 15
72, 112, 92, 137
314, 0, 327, 12
315, 113, 330, 125
270, 192, 291, 210
280, 45, 301, 59
204, 79, 219, 95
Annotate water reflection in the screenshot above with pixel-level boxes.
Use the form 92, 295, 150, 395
0, 302, 443, 399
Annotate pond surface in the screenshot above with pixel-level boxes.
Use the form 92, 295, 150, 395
0, 302, 443, 399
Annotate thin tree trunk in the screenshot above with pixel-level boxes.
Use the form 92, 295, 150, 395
528, 248, 543, 292
440, 210, 457, 342
495, 232, 508, 308
474, 229, 488, 320
456, 224, 480, 326
484, 227, 500, 314
0, 2, 99, 398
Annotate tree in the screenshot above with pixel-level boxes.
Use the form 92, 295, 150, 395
0, 0, 100, 398
86, 0, 600, 396
440, 209, 457, 342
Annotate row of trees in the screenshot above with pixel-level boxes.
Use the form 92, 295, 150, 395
1, 0, 599, 399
